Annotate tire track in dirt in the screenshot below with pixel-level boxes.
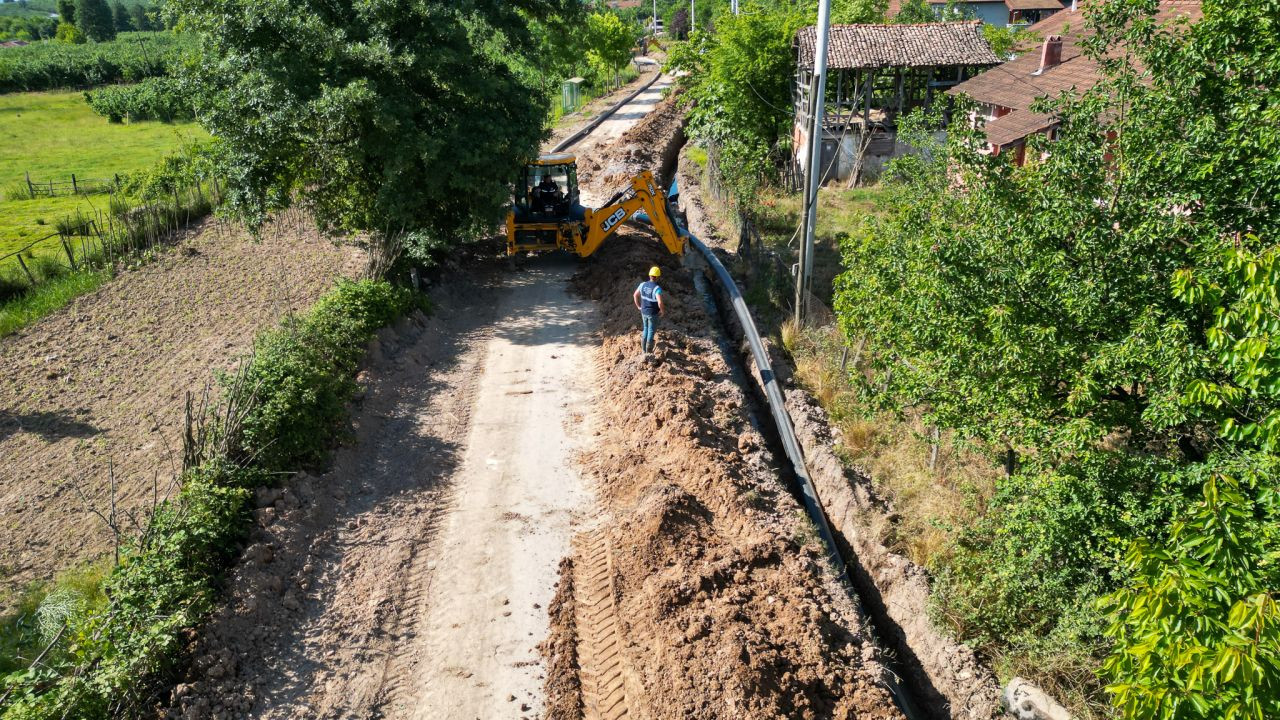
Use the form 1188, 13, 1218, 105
573, 531, 629, 720
168, 270, 500, 719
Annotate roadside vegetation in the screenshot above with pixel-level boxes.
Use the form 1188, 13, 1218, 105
670, 1, 1280, 718
2, 0, 600, 715
0, 279, 414, 717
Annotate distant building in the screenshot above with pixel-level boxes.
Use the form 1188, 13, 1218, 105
0, 40, 30, 48
793, 22, 1000, 182
606, 0, 644, 8
926, 0, 1068, 27
948, 0, 1202, 163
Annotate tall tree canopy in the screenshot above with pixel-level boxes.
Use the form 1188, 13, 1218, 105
833, 0, 1280, 714
585, 11, 636, 81
169, 0, 579, 244
667, 1, 807, 199
128, 3, 150, 31
74, 0, 114, 41
55, 0, 74, 24
111, 1, 133, 32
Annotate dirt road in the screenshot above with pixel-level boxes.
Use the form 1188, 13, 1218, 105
168, 84, 905, 720
171, 258, 597, 719
407, 261, 597, 717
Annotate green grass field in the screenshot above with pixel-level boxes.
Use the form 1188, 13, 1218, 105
0, 90, 205, 266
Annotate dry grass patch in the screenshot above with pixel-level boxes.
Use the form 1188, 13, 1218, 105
782, 321, 1000, 571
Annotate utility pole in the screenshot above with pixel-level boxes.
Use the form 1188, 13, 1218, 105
795, 0, 832, 326
691, 0, 695, 33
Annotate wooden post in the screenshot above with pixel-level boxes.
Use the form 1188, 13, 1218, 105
840, 346, 850, 372
59, 235, 77, 270
25, 170, 32, 198
851, 336, 866, 368
15, 254, 36, 285
928, 426, 941, 472
71, 174, 78, 195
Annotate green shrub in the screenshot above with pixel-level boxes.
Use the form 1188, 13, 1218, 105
84, 77, 193, 123
236, 279, 412, 470
1100, 459, 1280, 720
0, 280, 413, 718
0, 31, 190, 93
1, 464, 258, 718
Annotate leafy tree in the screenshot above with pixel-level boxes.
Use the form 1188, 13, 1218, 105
584, 11, 635, 84
110, 0, 132, 31
980, 23, 1019, 57
831, 0, 1280, 710
531, 9, 588, 86
74, 0, 114, 41
54, 20, 84, 43
1100, 459, 1280, 720
667, 1, 806, 199
669, 7, 688, 39
128, 2, 149, 30
169, 0, 577, 251
893, 0, 934, 23
55, 0, 73, 24
831, 0, 887, 23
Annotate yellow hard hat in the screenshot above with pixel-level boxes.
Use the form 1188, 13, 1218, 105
649, 266, 662, 277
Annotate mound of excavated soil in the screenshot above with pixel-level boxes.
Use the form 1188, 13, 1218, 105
543, 234, 906, 719
577, 87, 686, 200
0, 213, 362, 607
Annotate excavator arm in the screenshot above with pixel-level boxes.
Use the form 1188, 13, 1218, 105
574, 171, 685, 258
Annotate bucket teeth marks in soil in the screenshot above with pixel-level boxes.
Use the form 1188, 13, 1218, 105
574, 531, 631, 720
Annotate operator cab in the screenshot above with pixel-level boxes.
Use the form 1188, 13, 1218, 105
514, 153, 581, 221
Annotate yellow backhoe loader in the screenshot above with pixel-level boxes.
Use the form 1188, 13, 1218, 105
505, 153, 685, 257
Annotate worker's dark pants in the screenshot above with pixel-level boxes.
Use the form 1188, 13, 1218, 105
641, 313, 659, 352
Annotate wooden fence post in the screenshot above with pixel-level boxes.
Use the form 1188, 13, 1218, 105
59, 235, 77, 270
851, 336, 867, 369
71, 174, 78, 195
15, 254, 36, 285
24, 171, 32, 198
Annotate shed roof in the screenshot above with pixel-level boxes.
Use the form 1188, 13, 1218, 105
796, 22, 1001, 71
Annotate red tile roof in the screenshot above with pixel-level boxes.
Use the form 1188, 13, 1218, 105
797, 22, 1001, 71
949, 0, 1202, 147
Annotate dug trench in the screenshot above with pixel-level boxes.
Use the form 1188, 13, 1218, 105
160, 88, 914, 719
672, 142, 1010, 719
537, 91, 908, 718
547, 235, 906, 719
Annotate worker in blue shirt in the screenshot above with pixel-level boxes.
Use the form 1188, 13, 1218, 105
633, 266, 666, 355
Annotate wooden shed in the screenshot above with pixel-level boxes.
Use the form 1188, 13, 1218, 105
793, 22, 999, 182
